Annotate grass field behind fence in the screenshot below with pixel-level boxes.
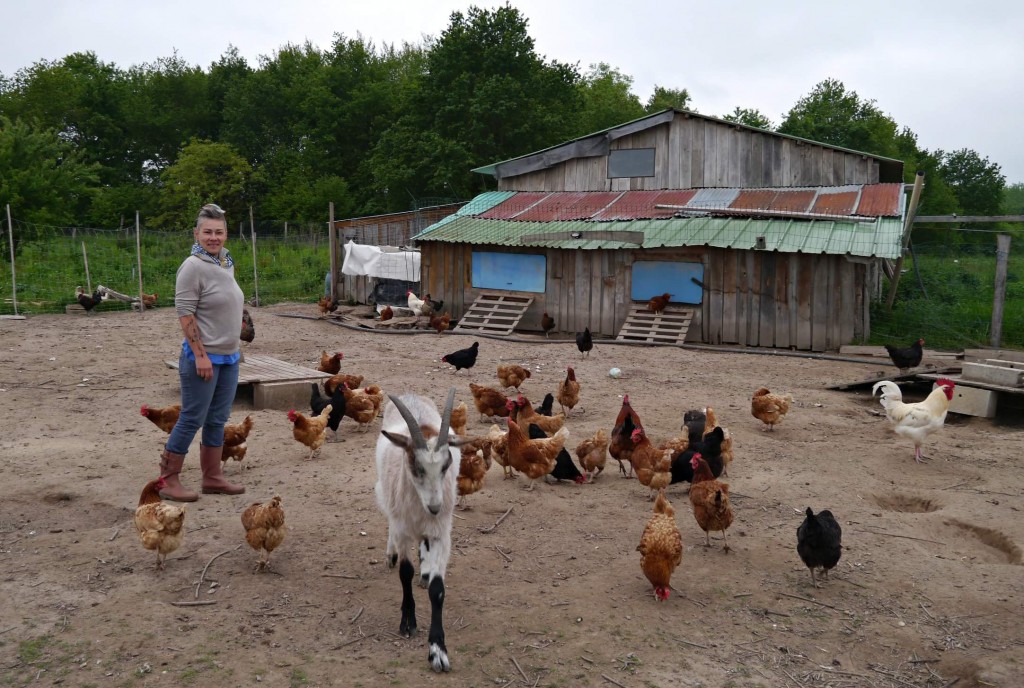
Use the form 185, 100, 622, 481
1, 231, 1020, 351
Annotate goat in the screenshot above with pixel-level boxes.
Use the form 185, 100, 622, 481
375, 388, 462, 672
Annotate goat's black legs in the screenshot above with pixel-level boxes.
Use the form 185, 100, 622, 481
427, 576, 450, 672
399, 558, 417, 637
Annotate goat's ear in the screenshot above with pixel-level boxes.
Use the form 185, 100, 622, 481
446, 436, 474, 448
381, 430, 413, 451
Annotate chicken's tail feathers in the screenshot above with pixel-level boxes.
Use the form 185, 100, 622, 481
871, 380, 901, 400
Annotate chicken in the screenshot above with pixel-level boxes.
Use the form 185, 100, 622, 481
486, 423, 513, 478
702, 407, 734, 476
362, 384, 385, 418
797, 507, 842, 588
323, 373, 364, 396
536, 393, 555, 416
576, 327, 593, 358
527, 423, 585, 484
751, 387, 793, 431
610, 395, 644, 477
287, 405, 332, 459
442, 341, 479, 372
505, 418, 569, 490
575, 429, 609, 482
426, 295, 444, 313
884, 338, 925, 372
406, 290, 426, 313
133, 477, 186, 571
637, 490, 683, 602
240, 307, 255, 343
430, 311, 451, 334
222, 443, 248, 466
450, 401, 468, 437
646, 292, 673, 315
140, 403, 180, 434
540, 311, 555, 338
510, 395, 565, 435
418, 294, 435, 316
242, 496, 286, 572
318, 351, 344, 375
340, 384, 378, 431
556, 367, 580, 415
689, 453, 733, 551
75, 286, 104, 314
469, 383, 511, 423
629, 428, 673, 499
223, 415, 254, 448
681, 408, 706, 445
317, 295, 338, 318
457, 438, 493, 509
141, 292, 158, 308
871, 378, 955, 463
497, 363, 531, 390
379, 305, 394, 321
310, 382, 347, 441
669, 428, 726, 485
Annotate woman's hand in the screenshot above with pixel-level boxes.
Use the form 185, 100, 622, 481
195, 354, 214, 381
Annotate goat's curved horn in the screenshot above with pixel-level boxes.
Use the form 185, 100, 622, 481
387, 394, 428, 449
437, 388, 457, 447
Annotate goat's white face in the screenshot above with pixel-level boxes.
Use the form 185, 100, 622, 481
408, 441, 454, 516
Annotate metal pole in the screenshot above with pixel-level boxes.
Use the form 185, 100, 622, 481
990, 234, 1011, 348
82, 241, 91, 293
886, 170, 925, 311
135, 211, 145, 314
6, 204, 16, 316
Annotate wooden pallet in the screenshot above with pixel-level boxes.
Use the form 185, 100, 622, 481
615, 304, 695, 344
454, 293, 534, 336
164, 354, 330, 385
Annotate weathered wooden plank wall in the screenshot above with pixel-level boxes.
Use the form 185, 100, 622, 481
501, 113, 882, 192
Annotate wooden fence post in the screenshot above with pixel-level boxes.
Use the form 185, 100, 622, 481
886, 170, 925, 311
5, 204, 16, 316
329, 202, 338, 302
990, 233, 1011, 347
82, 242, 91, 293
135, 211, 145, 314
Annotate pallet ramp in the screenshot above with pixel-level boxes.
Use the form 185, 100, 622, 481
454, 293, 534, 336
164, 354, 330, 410
615, 304, 695, 344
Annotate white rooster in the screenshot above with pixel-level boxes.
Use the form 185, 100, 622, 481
406, 290, 426, 313
871, 378, 956, 463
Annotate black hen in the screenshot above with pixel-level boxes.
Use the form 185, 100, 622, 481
884, 338, 924, 372
681, 408, 707, 445
669, 429, 725, 485
797, 508, 842, 588
535, 393, 555, 417
441, 341, 479, 372
76, 287, 104, 314
427, 295, 444, 313
528, 423, 585, 484
310, 382, 347, 441
575, 328, 593, 358
240, 308, 255, 343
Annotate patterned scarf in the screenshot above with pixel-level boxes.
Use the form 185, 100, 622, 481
190, 241, 233, 268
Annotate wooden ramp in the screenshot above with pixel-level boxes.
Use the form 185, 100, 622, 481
164, 354, 330, 410
615, 304, 695, 344
454, 293, 534, 336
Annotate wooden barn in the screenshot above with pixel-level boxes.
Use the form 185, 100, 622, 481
413, 109, 909, 351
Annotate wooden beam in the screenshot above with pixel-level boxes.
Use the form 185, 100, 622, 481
914, 215, 1024, 223
885, 171, 924, 311
990, 234, 1010, 347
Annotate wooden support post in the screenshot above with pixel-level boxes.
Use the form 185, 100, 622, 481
82, 241, 91, 293
251, 225, 259, 306
885, 170, 924, 311
6, 204, 16, 316
328, 202, 338, 302
135, 211, 145, 314
991, 233, 1011, 348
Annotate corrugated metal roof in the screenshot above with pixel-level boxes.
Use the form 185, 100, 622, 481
514, 191, 622, 221
811, 190, 858, 216
856, 184, 903, 217
415, 213, 904, 259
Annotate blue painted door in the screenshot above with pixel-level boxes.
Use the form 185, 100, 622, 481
631, 261, 704, 304
471, 252, 546, 292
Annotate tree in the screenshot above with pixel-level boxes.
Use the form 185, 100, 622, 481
778, 79, 899, 158
645, 85, 693, 113
938, 149, 1005, 216
1003, 182, 1024, 216
154, 139, 249, 229
575, 63, 644, 135
721, 106, 774, 130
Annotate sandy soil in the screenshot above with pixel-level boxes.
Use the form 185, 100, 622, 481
1, 304, 1022, 688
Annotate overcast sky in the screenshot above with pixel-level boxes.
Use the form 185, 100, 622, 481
3, 0, 1021, 184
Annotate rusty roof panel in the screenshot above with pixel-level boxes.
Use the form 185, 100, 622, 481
478, 192, 551, 219
768, 190, 816, 213
513, 191, 619, 221
856, 183, 903, 217
811, 190, 858, 216
731, 189, 778, 211
593, 189, 699, 220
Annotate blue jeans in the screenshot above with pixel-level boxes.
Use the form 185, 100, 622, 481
166, 349, 239, 453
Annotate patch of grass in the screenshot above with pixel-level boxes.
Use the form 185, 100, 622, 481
290, 668, 310, 687
18, 634, 51, 663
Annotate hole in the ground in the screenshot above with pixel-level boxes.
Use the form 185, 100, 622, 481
946, 519, 1022, 565
42, 491, 76, 504
872, 493, 942, 513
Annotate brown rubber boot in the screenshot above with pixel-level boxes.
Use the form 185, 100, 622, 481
200, 444, 245, 495
159, 449, 199, 502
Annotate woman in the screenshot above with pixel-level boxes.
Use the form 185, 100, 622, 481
159, 203, 245, 501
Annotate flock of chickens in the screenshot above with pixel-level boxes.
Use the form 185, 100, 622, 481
135, 318, 954, 607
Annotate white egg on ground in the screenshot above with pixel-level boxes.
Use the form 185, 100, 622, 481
608, 367, 622, 378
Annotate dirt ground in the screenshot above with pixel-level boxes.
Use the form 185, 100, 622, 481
1, 304, 1022, 688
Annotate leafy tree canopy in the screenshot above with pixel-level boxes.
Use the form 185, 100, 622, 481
645, 86, 693, 114
721, 106, 774, 130
937, 148, 1005, 216
154, 139, 249, 230
575, 63, 644, 135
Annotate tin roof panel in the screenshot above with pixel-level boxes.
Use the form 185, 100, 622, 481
811, 190, 858, 216
855, 183, 903, 217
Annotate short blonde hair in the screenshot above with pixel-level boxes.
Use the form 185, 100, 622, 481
195, 203, 226, 229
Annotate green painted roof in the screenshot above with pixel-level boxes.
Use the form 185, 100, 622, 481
414, 212, 904, 259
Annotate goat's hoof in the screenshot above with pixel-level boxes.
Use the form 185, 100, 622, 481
428, 642, 451, 672
387, 553, 398, 569
418, 573, 429, 588
400, 619, 417, 637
